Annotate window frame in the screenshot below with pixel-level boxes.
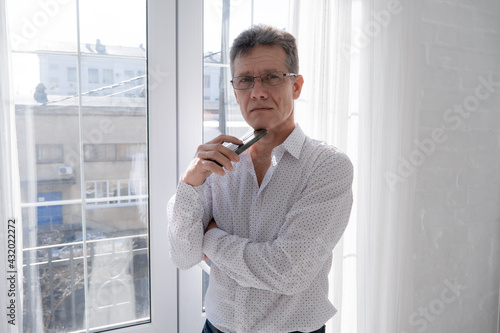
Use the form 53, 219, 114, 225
3, 0, 180, 332
134, 0, 179, 332
176, 0, 207, 331
4, 0, 201, 331
95, 0, 182, 331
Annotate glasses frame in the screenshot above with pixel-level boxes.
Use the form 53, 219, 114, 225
230, 71, 298, 90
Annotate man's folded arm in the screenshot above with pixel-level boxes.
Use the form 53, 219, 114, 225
167, 181, 212, 270
203, 153, 354, 295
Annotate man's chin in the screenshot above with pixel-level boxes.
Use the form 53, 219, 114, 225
246, 119, 268, 131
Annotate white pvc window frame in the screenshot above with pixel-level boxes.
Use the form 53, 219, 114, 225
176, 0, 207, 331
102, 0, 206, 331
108, 0, 182, 331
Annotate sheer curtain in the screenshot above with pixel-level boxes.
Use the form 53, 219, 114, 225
0, 1, 23, 331
290, 1, 354, 333
357, 1, 422, 332
292, 0, 423, 332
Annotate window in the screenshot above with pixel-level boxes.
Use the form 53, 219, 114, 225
88, 68, 99, 83
84, 144, 117, 162
103, 69, 114, 84
86, 179, 147, 207
5, 0, 158, 331
84, 143, 146, 162
67, 67, 77, 82
117, 143, 146, 161
36, 145, 64, 164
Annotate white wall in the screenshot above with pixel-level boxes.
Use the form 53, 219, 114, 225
414, 0, 500, 331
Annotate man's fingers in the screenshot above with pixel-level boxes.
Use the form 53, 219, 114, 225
206, 134, 243, 146
198, 142, 241, 168
199, 158, 227, 176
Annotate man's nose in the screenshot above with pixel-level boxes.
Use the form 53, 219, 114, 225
250, 78, 268, 99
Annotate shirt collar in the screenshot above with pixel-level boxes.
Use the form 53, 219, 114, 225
276, 124, 306, 160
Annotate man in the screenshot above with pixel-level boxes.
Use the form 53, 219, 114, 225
167, 25, 353, 333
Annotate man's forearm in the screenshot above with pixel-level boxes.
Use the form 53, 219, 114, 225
167, 182, 207, 270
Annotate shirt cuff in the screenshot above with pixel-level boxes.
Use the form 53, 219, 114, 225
203, 228, 227, 261
175, 181, 204, 206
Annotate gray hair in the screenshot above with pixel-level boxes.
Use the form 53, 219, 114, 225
229, 25, 299, 77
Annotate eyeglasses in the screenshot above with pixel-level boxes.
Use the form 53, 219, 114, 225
231, 71, 297, 90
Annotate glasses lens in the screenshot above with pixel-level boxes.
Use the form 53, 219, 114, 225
262, 71, 284, 86
233, 76, 253, 89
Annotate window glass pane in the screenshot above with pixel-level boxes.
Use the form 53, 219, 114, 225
79, 0, 146, 56
36, 145, 65, 164
22, 204, 83, 249
6, 0, 78, 53
23, 243, 87, 331
13, 53, 82, 205
7, 0, 150, 331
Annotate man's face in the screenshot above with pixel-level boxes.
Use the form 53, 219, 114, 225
232, 45, 304, 132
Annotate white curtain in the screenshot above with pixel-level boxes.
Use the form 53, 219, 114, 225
357, 1, 422, 332
292, 0, 423, 332
0, 1, 23, 332
290, 1, 354, 332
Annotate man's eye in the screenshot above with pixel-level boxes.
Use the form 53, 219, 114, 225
239, 77, 252, 83
264, 73, 280, 81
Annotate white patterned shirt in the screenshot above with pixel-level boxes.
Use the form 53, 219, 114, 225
167, 125, 353, 333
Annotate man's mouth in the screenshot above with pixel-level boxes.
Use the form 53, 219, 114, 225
250, 106, 273, 112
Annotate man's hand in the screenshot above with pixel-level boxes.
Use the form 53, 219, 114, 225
203, 219, 218, 262
181, 134, 242, 187
205, 219, 218, 233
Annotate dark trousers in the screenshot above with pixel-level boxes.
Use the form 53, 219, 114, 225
202, 319, 326, 333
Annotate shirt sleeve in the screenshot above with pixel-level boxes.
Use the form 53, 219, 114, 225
203, 151, 353, 295
167, 180, 213, 270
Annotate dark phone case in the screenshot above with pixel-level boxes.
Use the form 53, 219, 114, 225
224, 129, 268, 155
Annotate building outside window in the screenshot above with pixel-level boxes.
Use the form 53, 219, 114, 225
67, 67, 77, 82
36, 145, 64, 164
5, 0, 154, 331
88, 68, 99, 83
103, 68, 114, 84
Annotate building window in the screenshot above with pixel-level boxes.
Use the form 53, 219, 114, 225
67, 67, 77, 82
36, 145, 64, 164
84, 144, 146, 162
88, 68, 99, 83
117, 143, 146, 161
84, 144, 117, 162
86, 179, 147, 206
103, 69, 114, 84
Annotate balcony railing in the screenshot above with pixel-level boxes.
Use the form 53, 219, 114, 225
23, 233, 150, 332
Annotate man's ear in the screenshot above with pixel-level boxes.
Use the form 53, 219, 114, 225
293, 75, 304, 100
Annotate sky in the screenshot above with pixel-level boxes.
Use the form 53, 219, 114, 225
5, 0, 289, 98
6, 0, 146, 51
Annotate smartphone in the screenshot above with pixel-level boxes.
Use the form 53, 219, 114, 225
211, 129, 267, 167
223, 128, 268, 155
